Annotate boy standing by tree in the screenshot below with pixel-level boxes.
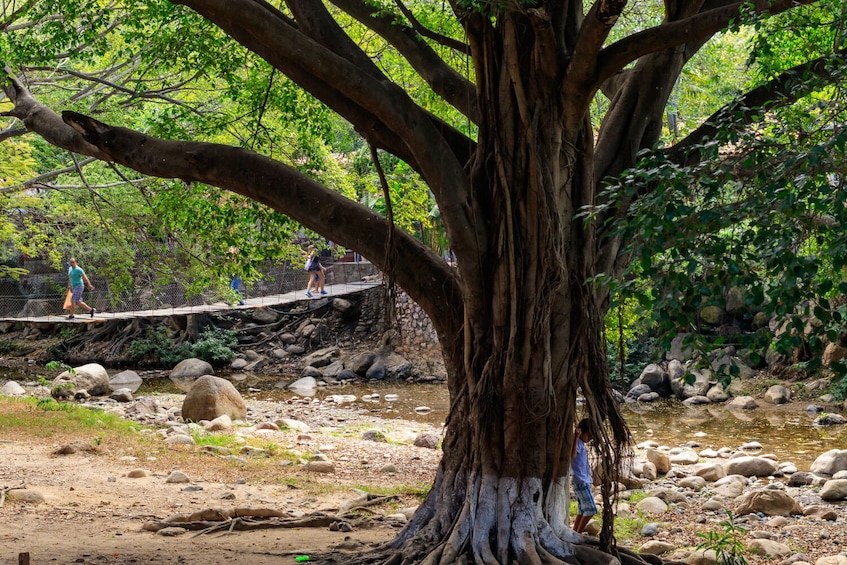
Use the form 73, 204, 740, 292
571, 418, 597, 534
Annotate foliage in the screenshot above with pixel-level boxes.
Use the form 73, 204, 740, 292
696, 511, 749, 565
126, 324, 236, 366
126, 325, 191, 366
189, 327, 238, 366
0, 337, 15, 355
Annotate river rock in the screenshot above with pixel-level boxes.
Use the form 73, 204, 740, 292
639, 364, 671, 396
165, 471, 190, 483
816, 556, 847, 565
170, 358, 213, 392
712, 475, 747, 498
414, 433, 440, 449
814, 413, 847, 426
819, 479, 847, 501
788, 472, 818, 486
727, 396, 759, 410
706, 383, 729, 403
304, 460, 335, 473
693, 463, 726, 482
110, 388, 134, 402
109, 370, 142, 393
347, 352, 376, 375
802, 505, 838, 520
810, 449, 847, 476
636, 497, 668, 515
679, 476, 706, 490
763, 385, 792, 404
646, 449, 671, 474
724, 456, 778, 477
302, 346, 338, 368
748, 539, 792, 558
322, 360, 345, 379
288, 376, 317, 394
181, 375, 246, 422
639, 541, 675, 555
671, 369, 711, 400
366, 357, 387, 380
1, 380, 26, 396
52, 363, 110, 398
6, 489, 45, 504
670, 450, 700, 465
633, 461, 658, 481
686, 549, 718, 565
734, 489, 802, 516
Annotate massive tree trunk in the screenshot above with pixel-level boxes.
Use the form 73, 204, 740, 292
369, 11, 631, 565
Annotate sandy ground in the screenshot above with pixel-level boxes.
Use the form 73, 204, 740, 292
0, 436, 423, 565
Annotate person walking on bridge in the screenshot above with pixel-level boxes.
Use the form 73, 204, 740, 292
67, 257, 95, 319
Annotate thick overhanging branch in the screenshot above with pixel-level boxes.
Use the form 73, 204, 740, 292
172, 0, 476, 270
1, 69, 112, 161
58, 110, 464, 332
329, 0, 479, 124
596, 0, 821, 88
666, 48, 847, 166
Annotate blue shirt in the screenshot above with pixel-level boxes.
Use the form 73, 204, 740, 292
571, 438, 592, 485
68, 266, 85, 288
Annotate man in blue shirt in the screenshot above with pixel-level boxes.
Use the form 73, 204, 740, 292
67, 257, 95, 319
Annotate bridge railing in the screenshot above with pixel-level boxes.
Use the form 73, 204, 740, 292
0, 259, 378, 321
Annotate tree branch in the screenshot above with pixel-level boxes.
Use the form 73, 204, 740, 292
595, 0, 821, 87
329, 0, 479, 123
1, 68, 112, 161
55, 110, 464, 336
172, 0, 477, 295
392, 0, 469, 54
666, 48, 847, 165
565, 0, 627, 107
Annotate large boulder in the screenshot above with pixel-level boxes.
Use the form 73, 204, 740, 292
639, 364, 671, 396
170, 358, 213, 392
671, 368, 711, 400
734, 489, 802, 516
819, 479, 847, 501
763, 385, 791, 405
181, 375, 246, 422
810, 450, 847, 476
52, 363, 110, 398
724, 456, 778, 477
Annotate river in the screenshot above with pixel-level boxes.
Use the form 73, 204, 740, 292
7, 369, 846, 471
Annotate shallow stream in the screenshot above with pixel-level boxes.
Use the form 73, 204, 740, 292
8, 368, 846, 471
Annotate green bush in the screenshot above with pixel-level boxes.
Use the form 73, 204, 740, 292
127, 325, 236, 367
127, 325, 190, 366
190, 327, 237, 366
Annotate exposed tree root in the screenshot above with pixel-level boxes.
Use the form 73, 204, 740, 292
142, 507, 339, 534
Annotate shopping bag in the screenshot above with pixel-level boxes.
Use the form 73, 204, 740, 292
63, 289, 72, 310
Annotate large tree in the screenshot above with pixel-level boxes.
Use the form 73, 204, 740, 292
3, 0, 846, 563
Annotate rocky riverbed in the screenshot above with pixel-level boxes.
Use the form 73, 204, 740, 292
2, 372, 847, 565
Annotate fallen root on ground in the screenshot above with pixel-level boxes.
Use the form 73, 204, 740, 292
142, 507, 373, 537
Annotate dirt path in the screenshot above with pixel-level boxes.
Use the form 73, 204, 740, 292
0, 439, 409, 565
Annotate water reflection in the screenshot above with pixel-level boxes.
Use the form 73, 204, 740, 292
623, 400, 847, 470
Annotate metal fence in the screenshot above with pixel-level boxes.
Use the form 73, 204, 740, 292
0, 258, 378, 320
